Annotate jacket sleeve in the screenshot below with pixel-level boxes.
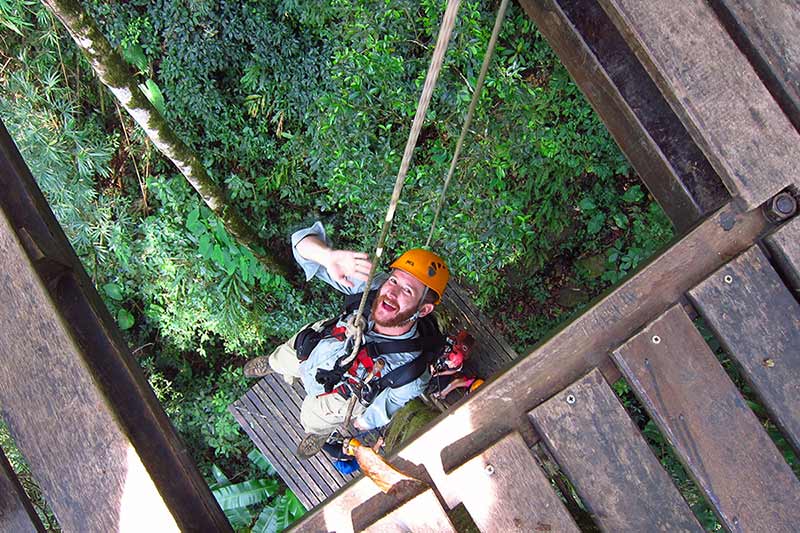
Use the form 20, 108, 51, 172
355, 373, 429, 430
291, 221, 374, 295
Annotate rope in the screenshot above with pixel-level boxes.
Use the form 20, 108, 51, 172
342, 0, 508, 368
426, 0, 509, 248
343, 0, 463, 363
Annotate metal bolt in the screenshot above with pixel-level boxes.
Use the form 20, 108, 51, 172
764, 191, 797, 222
566, 394, 576, 405
652, 335, 661, 344
724, 274, 733, 284
485, 464, 495, 476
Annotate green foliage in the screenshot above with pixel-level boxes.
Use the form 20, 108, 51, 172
0, 421, 60, 530
211, 447, 304, 532
252, 491, 305, 533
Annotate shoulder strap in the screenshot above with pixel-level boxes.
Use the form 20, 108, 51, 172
371, 315, 446, 390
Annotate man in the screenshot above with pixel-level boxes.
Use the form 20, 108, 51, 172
244, 222, 449, 457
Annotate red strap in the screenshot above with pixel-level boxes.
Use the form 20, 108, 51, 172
330, 325, 347, 341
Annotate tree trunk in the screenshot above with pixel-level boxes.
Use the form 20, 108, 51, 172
41, 0, 293, 277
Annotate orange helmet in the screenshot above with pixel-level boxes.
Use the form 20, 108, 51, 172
389, 248, 449, 304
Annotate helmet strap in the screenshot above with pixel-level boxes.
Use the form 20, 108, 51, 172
406, 286, 430, 324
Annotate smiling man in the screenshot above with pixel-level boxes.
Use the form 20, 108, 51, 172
243, 221, 449, 458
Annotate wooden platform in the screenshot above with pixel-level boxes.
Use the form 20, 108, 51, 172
231, 376, 354, 510
230, 281, 521, 510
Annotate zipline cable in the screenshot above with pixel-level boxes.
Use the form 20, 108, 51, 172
426, 0, 509, 248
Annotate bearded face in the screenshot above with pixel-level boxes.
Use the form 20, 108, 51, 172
371, 292, 417, 327
370, 270, 429, 329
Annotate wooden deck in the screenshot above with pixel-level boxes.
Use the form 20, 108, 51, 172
230, 280, 523, 510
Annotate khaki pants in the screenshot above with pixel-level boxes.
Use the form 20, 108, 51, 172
268, 320, 365, 435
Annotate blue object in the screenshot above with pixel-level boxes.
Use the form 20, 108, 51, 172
333, 459, 360, 475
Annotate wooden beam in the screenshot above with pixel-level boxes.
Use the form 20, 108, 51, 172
447, 432, 580, 532
0, 447, 44, 533
599, 0, 800, 208
530, 369, 701, 532
710, 0, 800, 131
360, 489, 456, 533
764, 215, 800, 295
0, 206, 182, 531
689, 246, 800, 455
0, 121, 230, 531
613, 305, 800, 531
518, 0, 728, 232
289, 202, 771, 531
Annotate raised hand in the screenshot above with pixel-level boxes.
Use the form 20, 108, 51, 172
325, 250, 373, 288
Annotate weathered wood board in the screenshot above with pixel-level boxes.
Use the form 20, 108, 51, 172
0, 447, 44, 533
519, 0, 728, 231
0, 208, 182, 532
230, 375, 352, 510
360, 489, 456, 533
529, 369, 701, 532
599, 0, 800, 208
764, 215, 800, 296
711, 0, 800, 130
448, 431, 580, 532
612, 305, 800, 532
689, 245, 800, 455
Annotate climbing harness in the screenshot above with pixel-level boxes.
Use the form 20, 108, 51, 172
300, 289, 446, 405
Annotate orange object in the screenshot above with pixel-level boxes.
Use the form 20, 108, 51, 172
390, 249, 449, 304
344, 438, 423, 493
469, 378, 485, 393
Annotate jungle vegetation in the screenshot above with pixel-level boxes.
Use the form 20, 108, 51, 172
5, 1, 769, 531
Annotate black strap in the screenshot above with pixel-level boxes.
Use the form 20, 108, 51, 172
313, 289, 446, 395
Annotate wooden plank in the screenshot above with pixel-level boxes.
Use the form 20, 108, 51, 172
231, 394, 327, 509
612, 304, 800, 532
689, 246, 800, 455
256, 378, 351, 488
0, 447, 44, 533
529, 369, 701, 532
765, 215, 800, 295
448, 432, 580, 533
290, 202, 770, 531
599, 0, 800, 208
254, 378, 349, 489
519, 0, 728, 231
242, 392, 334, 502
230, 399, 325, 511
0, 121, 230, 531
361, 489, 456, 533
711, 0, 800, 130
0, 208, 189, 532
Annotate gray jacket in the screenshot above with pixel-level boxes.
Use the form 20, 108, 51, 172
291, 222, 430, 430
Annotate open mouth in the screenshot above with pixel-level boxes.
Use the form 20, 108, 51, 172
380, 299, 398, 312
